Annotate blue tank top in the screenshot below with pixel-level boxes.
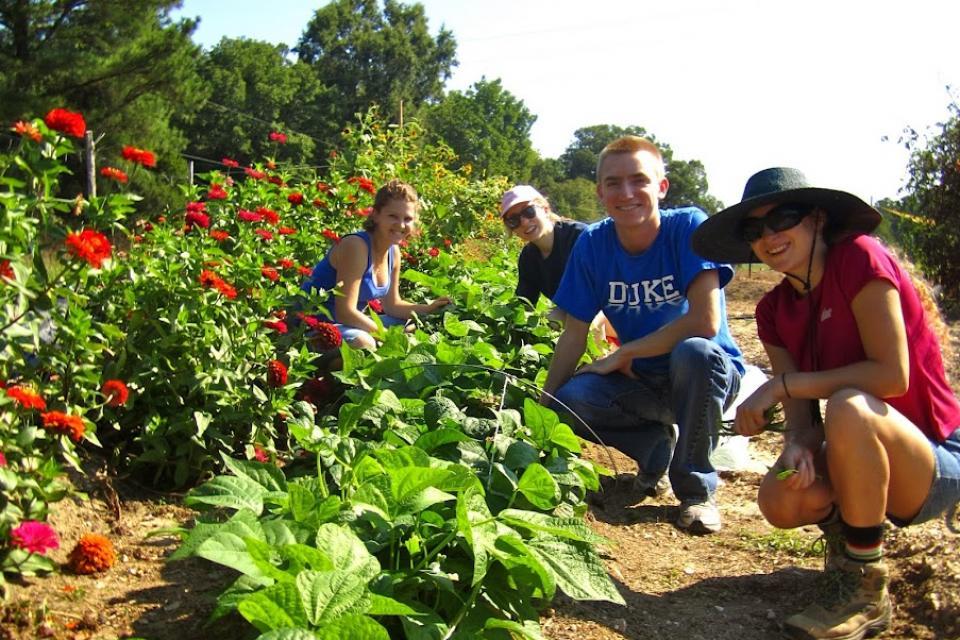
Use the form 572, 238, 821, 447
300, 231, 393, 321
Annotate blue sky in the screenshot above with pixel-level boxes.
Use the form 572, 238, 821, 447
173, 0, 959, 208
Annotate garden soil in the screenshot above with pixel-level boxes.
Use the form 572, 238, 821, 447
3, 269, 959, 640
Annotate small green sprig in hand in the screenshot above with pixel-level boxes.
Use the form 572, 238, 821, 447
719, 403, 786, 436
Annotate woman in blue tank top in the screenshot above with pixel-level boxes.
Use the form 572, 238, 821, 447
301, 180, 451, 348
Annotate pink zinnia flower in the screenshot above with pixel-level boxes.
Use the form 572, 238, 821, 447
269, 131, 287, 144
237, 209, 263, 223
222, 157, 239, 168
254, 229, 273, 241
10, 521, 60, 555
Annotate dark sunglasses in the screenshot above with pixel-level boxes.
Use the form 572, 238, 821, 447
740, 203, 816, 242
503, 205, 538, 230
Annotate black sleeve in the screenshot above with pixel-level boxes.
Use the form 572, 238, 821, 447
515, 249, 542, 306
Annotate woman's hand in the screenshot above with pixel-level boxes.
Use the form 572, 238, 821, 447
426, 296, 452, 313
734, 377, 782, 436
775, 442, 817, 491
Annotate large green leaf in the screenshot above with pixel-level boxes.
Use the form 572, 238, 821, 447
314, 523, 380, 580
498, 509, 607, 544
237, 581, 308, 631
222, 454, 288, 492
296, 569, 370, 626
313, 614, 390, 640
526, 534, 625, 604
184, 475, 267, 514
516, 463, 561, 510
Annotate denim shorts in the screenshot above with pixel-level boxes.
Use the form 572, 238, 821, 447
336, 314, 406, 344
898, 428, 960, 526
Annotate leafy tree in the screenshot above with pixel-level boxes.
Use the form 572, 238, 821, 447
295, 0, 456, 127
0, 0, 204, 209
177, 37, 336, 168
543, 177, 603, 222
560, 124, 652, 182
897, 97, 960, 314
425, 78, 537, 180
557, 124, 723, 213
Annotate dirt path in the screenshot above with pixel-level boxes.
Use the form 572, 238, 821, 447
3, 269, 959, 640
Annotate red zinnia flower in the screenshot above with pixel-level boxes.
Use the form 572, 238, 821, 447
222, 157, 239, 168
298, 376, 335, 406
367, 299, 383, 313
443, 238, 452, 247
263, 319, 288, 334
266, 360, 288, 387
254, 229, 273, 241
267, 175, 285, 187
207, 183, 228, 200
10, 521, 60, 555
5, 386, 46, 411
44, 108, 86, 138
68, 533, 116, 575
186, 201, 206, 213
101, 380, 129, 407
199, 270, 237, 299
253, 446, 270, 463
307, 319, 342, 351
321, 229, 340, 243
261, 266, 279, 282
312, 198, 326, 208
297, 265, 311, 276
65, 228, 112, 268
347, 176, 376, 195
278, 227, 296, 236
277, 258, 294, 269
237, 209, 263, 223
357, 207, 373, 217
121, 145, 156, 168
1, 260, 14, 282
12, 120, 42, 142
316, 182, 330, 193
429, 247, 439, 258
287, 192, 304, 206
40, 411, 86, 441
209, 230, 230, 242
244, 167, 267, 180
269, 131, 287, 144
0, 451, 6, 467
256, 207, 279, 225
185, 211, 210, 229
100, 167, 128, 183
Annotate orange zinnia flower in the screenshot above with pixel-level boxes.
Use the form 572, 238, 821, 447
5, 386, 47, 411
12, 120, 42, 142
40, 411, 85, 441
68, 533, 116, 574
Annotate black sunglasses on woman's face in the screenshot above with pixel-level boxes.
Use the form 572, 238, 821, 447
503, 205, 538, 230
740, 203, 817, 242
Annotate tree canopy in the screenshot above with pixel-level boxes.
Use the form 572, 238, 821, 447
425, 78, 537, 180
177, 37, 335, 168
295, 0, 457, 127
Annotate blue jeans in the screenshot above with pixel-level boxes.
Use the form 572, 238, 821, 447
550, 337, 741, 502
894, 427, 960, 526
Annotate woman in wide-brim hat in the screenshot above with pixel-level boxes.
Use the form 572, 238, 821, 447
692, 167, 960, 640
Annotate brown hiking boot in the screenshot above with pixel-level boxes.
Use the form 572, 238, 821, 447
785, 555, 891, 639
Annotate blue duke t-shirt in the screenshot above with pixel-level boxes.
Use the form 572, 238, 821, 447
553, 208, 744, 374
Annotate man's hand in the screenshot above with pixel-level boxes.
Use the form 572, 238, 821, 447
575, 348, 636, 378
734, 377, 782, 436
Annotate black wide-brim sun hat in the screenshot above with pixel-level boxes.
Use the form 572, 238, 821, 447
692, 167, 882, 264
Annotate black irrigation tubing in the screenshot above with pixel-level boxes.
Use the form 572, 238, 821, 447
316, 361, 622, 477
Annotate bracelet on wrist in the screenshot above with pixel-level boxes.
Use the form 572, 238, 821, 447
781, 372, 792, 399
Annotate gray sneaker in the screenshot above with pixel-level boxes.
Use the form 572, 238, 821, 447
676, 497, 722, 534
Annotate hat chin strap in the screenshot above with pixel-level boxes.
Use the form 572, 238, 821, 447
782, 216, 819, 293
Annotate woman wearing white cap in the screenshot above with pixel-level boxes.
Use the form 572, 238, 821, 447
500, 185, 615, 342
692, 167, 960, 640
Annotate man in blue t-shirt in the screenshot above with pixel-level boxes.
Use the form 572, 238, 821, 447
542, 135, 744, 534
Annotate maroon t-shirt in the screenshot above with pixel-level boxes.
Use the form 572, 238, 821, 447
756, 234, 960, 442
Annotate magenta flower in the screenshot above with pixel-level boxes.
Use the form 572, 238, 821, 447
10, 521, 60, 555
